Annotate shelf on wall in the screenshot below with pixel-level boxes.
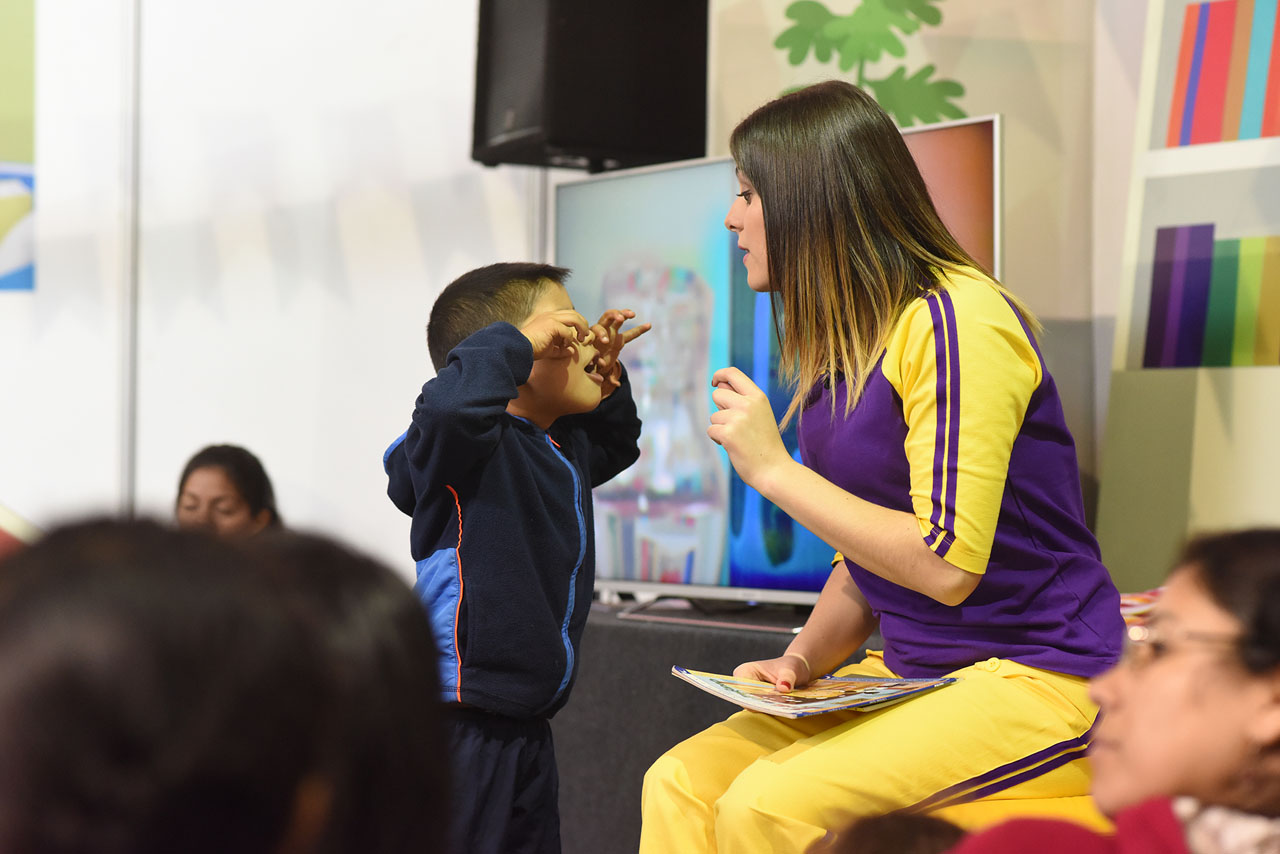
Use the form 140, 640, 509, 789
1144, 136, 1280, 177
1100, 0, 1280, 586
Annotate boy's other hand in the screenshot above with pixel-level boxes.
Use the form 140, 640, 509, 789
591, 309, 651, 396
521, 309, 592, 360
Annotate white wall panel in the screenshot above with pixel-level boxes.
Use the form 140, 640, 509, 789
0, 0, 134, 528
130, 0, 538, 574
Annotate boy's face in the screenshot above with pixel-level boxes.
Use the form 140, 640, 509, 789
516, 284, 605, 426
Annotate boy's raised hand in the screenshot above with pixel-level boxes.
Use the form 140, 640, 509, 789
590, 309, 651, 396
520, 309, 593, 360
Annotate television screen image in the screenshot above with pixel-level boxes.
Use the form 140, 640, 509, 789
552, 114, 1000, 605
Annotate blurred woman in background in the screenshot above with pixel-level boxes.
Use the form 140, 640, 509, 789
175, 443, 281, 537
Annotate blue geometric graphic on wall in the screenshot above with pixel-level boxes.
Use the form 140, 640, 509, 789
0, 165, 34, 292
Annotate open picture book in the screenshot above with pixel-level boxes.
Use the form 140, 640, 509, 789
671, 665, 957, 719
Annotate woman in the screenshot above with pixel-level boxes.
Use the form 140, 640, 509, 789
639, 80, 1124, 852
175, 443, 281, 537
950, 529, 1280, 853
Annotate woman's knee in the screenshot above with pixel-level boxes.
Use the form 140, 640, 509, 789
713, 760, 793, 826
642, 750, 684, 801
712, 764, 837, 852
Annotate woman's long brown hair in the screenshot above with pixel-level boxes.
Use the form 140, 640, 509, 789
729, 80, 1038, 427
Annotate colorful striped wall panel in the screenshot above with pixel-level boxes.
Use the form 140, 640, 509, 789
1145, 224, 1280, 366
1167, 0, 1280, 146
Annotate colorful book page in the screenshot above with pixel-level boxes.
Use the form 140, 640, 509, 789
1222, 0, 1255, 140
670, 666, 957, 718
1234, 237, 1267, 364
1169, 3, 1204, 147
1191, 0, 1238, 145
1144, 226, 1181, 367
1240, 0, 1278, 138
1119, 587, 1164, 627
1202, 238, 1240, 365
1255, 236, 1280, 363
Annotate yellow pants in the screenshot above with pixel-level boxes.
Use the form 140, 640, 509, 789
640, 652, 1109, 853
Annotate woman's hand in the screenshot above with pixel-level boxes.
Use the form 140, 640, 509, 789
590, 308, 651, 396
708, 367, 795, 491
733, 653, 814, 693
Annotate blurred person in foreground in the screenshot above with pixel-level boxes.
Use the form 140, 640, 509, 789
0, 518, 327, 854
0, 518, 449, 854
249, 530, 449, 854
949, 528, 1280, 854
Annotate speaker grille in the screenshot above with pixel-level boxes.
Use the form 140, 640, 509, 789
473, 0, 707, 171
478, 0, 548, 147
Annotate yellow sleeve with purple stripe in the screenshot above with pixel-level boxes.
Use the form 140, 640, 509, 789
879, 272, 1042, 574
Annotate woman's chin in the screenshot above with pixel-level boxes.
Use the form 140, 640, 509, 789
1089, 777, 1143, 818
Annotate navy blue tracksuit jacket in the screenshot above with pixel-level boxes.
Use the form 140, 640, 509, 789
384, 321, 641, 719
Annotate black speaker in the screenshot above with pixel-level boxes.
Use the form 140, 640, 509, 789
472, 0, 708, 172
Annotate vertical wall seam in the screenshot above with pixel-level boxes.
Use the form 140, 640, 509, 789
119, 0, 142, 515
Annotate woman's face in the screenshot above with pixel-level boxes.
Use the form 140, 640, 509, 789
1088, 566, 1278, 814
175, 466, 270, 538
725, 170, 770, 292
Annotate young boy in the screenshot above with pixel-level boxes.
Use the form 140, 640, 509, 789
383, 262, 648, 854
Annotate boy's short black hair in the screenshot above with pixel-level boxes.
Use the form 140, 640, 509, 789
427, 262, 571, 371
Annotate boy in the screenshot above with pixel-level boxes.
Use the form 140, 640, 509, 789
383, 262, 648, 854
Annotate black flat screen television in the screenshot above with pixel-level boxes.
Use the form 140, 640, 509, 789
551, 114, 1001, 606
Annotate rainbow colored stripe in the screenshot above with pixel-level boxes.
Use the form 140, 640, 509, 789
1167, 0, 1280, 146
1144, 223, 1280, 367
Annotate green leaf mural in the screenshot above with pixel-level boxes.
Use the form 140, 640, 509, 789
776, 0, 965, 128
773, 1, 841, 65
885, 0, 944, 27
866, 64, 966, 125
825, 0, 917, 69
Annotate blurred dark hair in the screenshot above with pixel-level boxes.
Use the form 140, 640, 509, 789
1179, 528, 1280, 674
177, 444, 282, 528
0, 517, 330, 854
248, 531, 448, 854
427, 262, 570, 371
838, 812, 966, 854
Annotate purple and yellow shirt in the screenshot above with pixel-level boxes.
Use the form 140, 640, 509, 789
800, 269, 1123, 679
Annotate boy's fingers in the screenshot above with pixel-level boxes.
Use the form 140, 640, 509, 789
555, 311, 591, 339
621, 323, 652, 344
598, 308, 635, 323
